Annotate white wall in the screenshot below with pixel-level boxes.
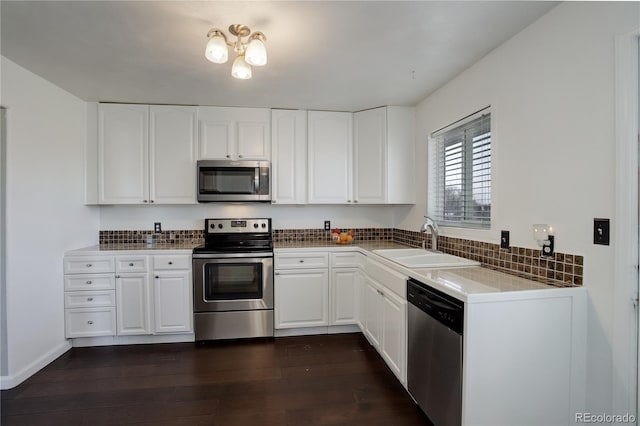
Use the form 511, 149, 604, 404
396, 2, 639, 415
0, 57, 99, 388
99, 204, 395, 231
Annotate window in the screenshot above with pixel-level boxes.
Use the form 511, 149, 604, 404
429, 108, 491, 228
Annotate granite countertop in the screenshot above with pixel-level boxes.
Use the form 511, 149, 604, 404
273, 240, 409, 250
66, 243, 200, 254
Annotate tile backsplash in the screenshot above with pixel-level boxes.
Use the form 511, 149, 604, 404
99, 227, 583, 286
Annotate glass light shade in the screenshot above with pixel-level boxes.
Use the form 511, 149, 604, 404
245, 38, 267, 66
205, 35, 228, 64
231, 54, 252, 79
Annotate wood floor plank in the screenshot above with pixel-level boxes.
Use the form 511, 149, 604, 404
1, 333, 430, 425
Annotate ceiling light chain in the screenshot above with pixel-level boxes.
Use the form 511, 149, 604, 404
205, 24, 267, 80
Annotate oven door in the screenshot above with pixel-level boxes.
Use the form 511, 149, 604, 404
193, 254, 273, 312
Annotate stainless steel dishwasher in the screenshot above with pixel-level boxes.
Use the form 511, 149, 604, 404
407, 278, 464, 426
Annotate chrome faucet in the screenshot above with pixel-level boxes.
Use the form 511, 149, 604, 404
420, 216, 439, 251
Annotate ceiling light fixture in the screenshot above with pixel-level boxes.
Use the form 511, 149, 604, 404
205, 24, 267, 80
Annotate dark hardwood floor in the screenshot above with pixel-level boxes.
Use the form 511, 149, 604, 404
1, 333, 430, 425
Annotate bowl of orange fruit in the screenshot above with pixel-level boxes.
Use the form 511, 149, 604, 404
332, 228, 355, 244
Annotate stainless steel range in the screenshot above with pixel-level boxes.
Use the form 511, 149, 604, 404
192, 218, 273, 341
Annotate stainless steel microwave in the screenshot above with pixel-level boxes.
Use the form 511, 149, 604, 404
197, 160, 271, 202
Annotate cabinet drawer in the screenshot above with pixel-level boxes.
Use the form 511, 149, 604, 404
116, 256, 149, 273
64, 274, 115, 291
152, 255, 191, 270
64, 256, 114, 274
275, 252, 329, 269
330, 252, 361, 268
65, 307, 116, 338
65, 290, 116, 309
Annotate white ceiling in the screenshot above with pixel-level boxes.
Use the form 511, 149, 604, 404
1, 1, 557, 111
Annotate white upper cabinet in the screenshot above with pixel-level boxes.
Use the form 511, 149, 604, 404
98, 103, 149, 204
353, 106, 415, 204
149, 105, 198, 204
198, 106, 271, 161
271, 109, 307, 204
97, 103, 198, 204
307, 111, 353, 204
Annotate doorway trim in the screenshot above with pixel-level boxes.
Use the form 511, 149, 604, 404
613, 26, 640, 418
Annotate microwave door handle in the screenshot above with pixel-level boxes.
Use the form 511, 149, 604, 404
254, 167, 259, 192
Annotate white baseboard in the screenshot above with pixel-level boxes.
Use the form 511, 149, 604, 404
274, 324, 361, 337
71, 333, 195, 348
0, 340, 71, 390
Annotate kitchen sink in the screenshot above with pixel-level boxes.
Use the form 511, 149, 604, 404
373, 248, 480, 268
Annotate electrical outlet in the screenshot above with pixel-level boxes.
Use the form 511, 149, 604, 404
324, 220, 331, 231
154, 222, 162, 233
500, 230, 510, 250
593, 218, 610, 245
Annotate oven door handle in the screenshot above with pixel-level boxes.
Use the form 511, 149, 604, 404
193, 252, 274, 259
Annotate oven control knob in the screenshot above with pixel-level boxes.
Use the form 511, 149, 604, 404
209, 223, 215, 229
261, 223, 266, 228
254, 223, 259, 228
218, 224, 223, 229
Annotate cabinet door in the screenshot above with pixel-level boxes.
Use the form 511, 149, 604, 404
153, 271, 192, 333
198, 106, 235, 160
330, 268, 358, 326
149, 105, 198, 204
271, 109, 307, 204
353, 107, 387, 204
98, 103, 149, 204
274, 269, 329, 329
355, 270, 367, 331
381, 288, 407, 383
364, 279, 382, 348
307, 111, 353, 204
116, 274, 151, 335
236, 107, 271, 160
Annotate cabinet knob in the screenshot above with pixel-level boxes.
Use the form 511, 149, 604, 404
168, 261, 173, 265
155, 275, 159, 279
354, 200, 359, 203
150, 200, 155, 204
226, 155, 230, 158
238, 155, 243, 158
86, 263, 92, 267
86, 280, 92, 285
299, 260, 304, 263
87, 297, 94, 301
143, 200, 148, 203
347, 200, 352, 203
87, 321, 94, 325
275, 272, 280, 275
128, 263, 134, 267
115, 275, 120, 279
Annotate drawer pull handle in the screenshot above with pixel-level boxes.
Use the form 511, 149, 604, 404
87, 321, 94, 325
168, 261, 173, 265
299, 260, 304, 263
87, 297, 94, 301
115, 275, 120, 279
128, 263, 134, 267
86, 280, 93, 285
86, 263, 92, 267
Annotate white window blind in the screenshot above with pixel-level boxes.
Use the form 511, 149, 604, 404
428, 109, 491, 228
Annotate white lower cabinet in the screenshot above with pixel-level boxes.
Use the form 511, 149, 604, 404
153, 269, 192, 334
116, 273, 151, 335
361, 268, 407, 385
274, 268, 329, 328
64, 252, 193, 340
330, 268, 358, 325
64, 255, 117, 338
